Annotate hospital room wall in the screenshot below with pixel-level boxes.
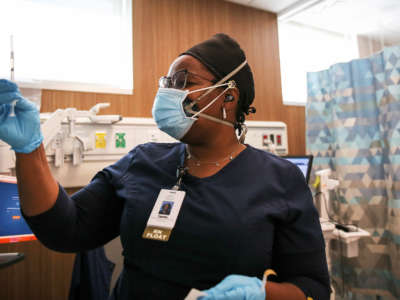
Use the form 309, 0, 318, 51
41, 0, 306, 155
357, 35, 396, 58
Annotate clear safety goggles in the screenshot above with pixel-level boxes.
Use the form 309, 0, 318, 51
159, 69, 216, 90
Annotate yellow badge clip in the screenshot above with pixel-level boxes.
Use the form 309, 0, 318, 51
262, 269, 277, 290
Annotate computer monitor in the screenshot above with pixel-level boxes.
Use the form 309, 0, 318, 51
0, 176, 36, 244
281, 155, 313, 184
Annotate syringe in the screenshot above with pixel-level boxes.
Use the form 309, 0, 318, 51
10, 35, 14, 81
9, 35, 17, 117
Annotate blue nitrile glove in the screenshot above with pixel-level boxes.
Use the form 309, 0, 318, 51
0, 79, 43, 153
200, 275, 265, 300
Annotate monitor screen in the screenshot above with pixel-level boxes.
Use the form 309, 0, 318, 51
282, 155, 313, 184
0, 176, 36, 244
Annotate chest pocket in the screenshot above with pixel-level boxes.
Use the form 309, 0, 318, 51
118, 172, 170, 256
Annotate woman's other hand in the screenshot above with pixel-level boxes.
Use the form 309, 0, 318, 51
201, 274, 265, 300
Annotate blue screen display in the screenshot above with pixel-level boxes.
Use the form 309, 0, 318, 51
0, 181, 34, 242
283, 157, 310, 180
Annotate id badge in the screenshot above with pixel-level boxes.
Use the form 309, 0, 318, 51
142, 189, 186, 242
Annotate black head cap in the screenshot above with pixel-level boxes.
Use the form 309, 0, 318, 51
181, 33, 255, 122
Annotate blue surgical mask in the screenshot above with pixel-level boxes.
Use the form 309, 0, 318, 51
152, 88, 194, 140
152, 60, 248, 140
152, 82, 236, 140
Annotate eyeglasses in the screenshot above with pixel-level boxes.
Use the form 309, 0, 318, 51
159, 69, 215, 90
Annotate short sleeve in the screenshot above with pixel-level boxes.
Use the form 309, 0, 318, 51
271, 163, 331, 300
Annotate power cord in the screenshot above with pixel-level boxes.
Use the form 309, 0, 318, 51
314, 191, 355, 230
313, 190, 353, 299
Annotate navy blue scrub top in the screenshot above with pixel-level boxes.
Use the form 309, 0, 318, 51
24, 143, 330, 300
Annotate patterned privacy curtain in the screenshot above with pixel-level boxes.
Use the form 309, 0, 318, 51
306, 45, 400, 300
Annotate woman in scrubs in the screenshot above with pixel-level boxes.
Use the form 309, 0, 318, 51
0, 33, 330, 300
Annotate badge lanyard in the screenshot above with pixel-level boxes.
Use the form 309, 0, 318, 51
142, 149, 188, 242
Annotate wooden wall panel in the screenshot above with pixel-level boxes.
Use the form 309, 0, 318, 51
0, 242, 75, 300
0, 189, 80, 300
2, 1, 307, 300
40, 0, 306, 155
